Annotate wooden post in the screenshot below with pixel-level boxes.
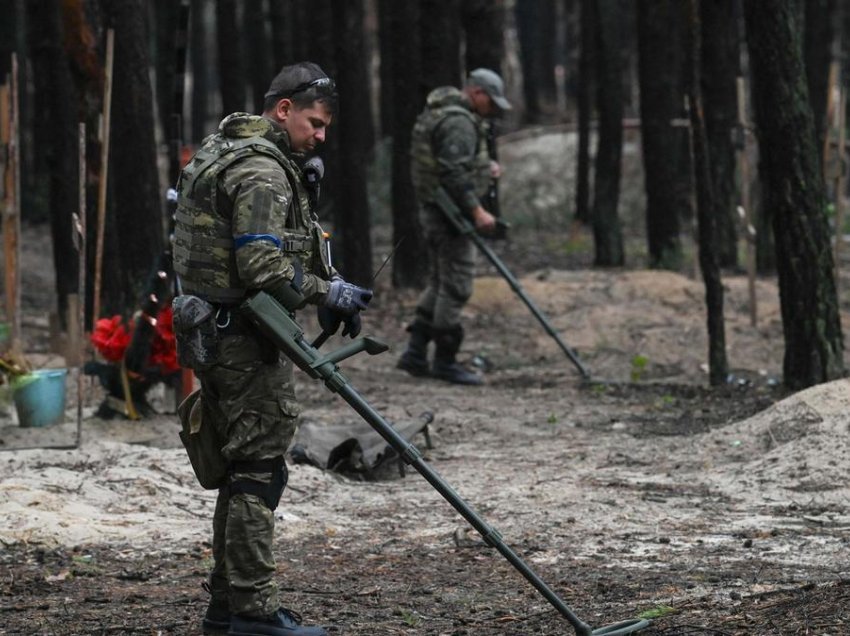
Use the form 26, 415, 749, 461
92, 29, 114, 329
736, 76, 757, 327
74, 122, 87, 448
2, 55, 21, 351
823, 60, 840, 174
832, 90, 848, 290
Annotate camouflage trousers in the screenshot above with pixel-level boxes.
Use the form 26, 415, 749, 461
416, 224, 477, 329
194, 331, 300, 617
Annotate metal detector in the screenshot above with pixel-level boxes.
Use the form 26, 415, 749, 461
241, 291, 648, 636
433, 187, 591, 380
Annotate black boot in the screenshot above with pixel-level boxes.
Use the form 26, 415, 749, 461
201, 581, 230, 635
228, 607, 327, 636
432, 325, 482, 386
397, 320, 431, 377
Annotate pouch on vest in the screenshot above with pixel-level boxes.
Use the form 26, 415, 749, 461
172, 295, 219, 369
177, 389, 228, 489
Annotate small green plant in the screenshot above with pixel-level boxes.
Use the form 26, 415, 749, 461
638, 604, 676, 619
547, 413, 558, 424
399, 609, 422, 627
630, 354, 649, 382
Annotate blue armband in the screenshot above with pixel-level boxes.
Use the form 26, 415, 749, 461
234, 233, 283, 250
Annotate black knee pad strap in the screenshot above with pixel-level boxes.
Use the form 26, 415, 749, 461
228, 456, 288, 511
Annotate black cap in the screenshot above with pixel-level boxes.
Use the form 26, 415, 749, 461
264, 62, 335, 101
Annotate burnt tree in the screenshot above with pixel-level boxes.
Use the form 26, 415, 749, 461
420, 0, 461, 96
636, 0, 688, 270
381, 0, 428, 287
804, 0, 838, 164
244, 0, 272, 114
101, 0, 164, 315
461, 0, 505, 74
701, 0, 740, 268
331, 0, 374, 287
216, 0, 245, 115
685, 0, 728, 386
574, 0, 594, 224
744, 0, 844, 388
591, 0, 625, 266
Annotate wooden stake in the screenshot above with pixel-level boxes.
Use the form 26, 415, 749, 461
736, 76, 757, 327
823, 60, 840, 176
92, 29, 114, 329
75, 122, 87, 448
2, 55, 21, 351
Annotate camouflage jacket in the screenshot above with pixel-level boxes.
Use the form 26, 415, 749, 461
410, 86, 492, 216
173, 113, 331, 306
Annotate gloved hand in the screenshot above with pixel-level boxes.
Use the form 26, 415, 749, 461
341, 312, 361, 338
324, 279, 373, 315
317, 306, 342, 335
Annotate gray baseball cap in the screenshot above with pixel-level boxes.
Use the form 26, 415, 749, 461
468, 68, 512, 111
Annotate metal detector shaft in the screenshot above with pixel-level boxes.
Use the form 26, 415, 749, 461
240, 292, 647, 636
433, 188, 590, 379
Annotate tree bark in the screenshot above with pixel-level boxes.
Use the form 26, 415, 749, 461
743, 0, 844, 389
462, 0, 505, 74
574, 0, 594, 224
377, 0, 394, 137
385, 0, 428, 287
190, 0, 209, 140
636, 0, 687, 270
804, 0, 838, 166
701, 0, 740, 269
269, 0, 294, 69
216, 0, 245, 116
331, 0, 374, 287
244, 0, 271, 114
100, 0, 164, 316
29, 0, 79, 326
420, 0, 461, 95
685, 0, 728, 386
591, 0, 624, 266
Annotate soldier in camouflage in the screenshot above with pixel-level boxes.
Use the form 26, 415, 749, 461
398, 68, 512, 385
173, 62, 371, 636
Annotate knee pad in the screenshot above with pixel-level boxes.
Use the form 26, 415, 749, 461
228, 456, 288, 511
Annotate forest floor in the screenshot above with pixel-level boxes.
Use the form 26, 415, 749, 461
2, 130, 850, 635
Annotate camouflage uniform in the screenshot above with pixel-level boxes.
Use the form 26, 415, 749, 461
410, 87, 492, 330
173, 113, 332, 619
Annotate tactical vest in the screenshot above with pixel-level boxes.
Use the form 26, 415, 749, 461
173, 132, 327, 304
410, 87, 492, 204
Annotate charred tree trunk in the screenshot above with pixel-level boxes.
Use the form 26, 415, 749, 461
29, 0, 78, 326
744, 0, 844, 389
461, 0, 505, 74
190, 0, 209, 141
153, 0, 179, 140
591, 0, 624, 266
574, 0, 594, 224
269, 0, 294, 69
385, 0, 428, 287
686, 0, 728, 386
332, 0, 374, 287
244, 0, 271, 114
636, 0, 686, 270
701, 0, 740, 269
420, 0, 461, 95
101, 0, 164, 315
216, 0, 245, 115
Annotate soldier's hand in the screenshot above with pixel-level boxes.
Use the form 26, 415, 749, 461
341, 312, 362, 338
325, 279, 373, 315
472, 206, 497, 233
317, 306, 342, 335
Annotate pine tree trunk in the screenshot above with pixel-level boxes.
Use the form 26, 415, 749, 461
461, 0, 505, 74
591, 0, 624, 266
744, 0, 844, 389
574, 0, 594, 224
420, 0, 461, 94
101, 0, 164, 315
515, 0, 542, 122
269, 0, 294, 69
701, 0, 740, 269
385, 0, 428, 287
216, 0, 245, 115
636, 0, 686, 270
331, 0, 374, 287
686, 0, 728, 386
244, 0, 271, 115
804, 0, 838, 165
190, 0, 209, 141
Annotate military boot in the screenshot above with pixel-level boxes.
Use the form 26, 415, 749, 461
228, 607, 327, 636
202, 581, 230, 635
432, 325, 483, 386
396, 320, 431, 377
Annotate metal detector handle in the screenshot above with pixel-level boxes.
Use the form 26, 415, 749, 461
239, 292, 648, 636
433, 187, 591, 379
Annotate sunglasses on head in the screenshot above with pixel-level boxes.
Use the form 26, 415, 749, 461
265, 77, 336, 100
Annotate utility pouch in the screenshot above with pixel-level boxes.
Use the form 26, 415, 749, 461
177, 389, 228, 489
172, 295, 219, 369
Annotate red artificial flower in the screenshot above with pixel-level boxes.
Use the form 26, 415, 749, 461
91, 315, 131, 362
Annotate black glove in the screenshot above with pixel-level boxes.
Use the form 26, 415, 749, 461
324, 279, 373, 315
341, 312, 361, 338
317, 306, 342, 335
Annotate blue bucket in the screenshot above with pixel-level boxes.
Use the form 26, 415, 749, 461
13, 368, 68, 428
